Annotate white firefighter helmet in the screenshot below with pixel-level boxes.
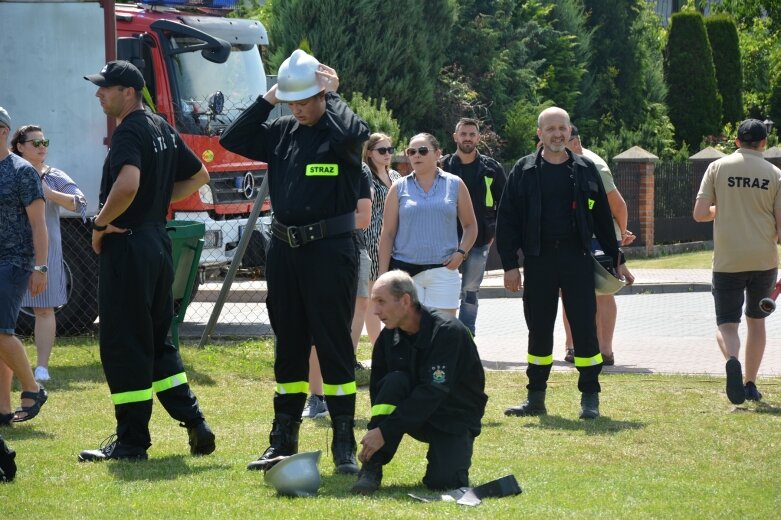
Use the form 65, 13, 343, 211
264, 450, 322, 497
592, 255, 626, 295
275, 50, 322, 102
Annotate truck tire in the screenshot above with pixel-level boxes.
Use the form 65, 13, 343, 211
16, 219, 99, 336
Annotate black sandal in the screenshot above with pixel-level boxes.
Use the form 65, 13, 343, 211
12, 386, 48, 423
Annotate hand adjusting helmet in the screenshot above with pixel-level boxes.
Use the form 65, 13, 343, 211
275, 50, 323, 102
264, 450, 322, 497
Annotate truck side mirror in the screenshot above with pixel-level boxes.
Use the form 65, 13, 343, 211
117, 37, 146, 70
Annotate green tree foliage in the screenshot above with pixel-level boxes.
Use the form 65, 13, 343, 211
664, 12, 722, 149
346, 93, 401, 146
580, 0, 647, 132
265, 0, 456, 134
705, 15, 744, 124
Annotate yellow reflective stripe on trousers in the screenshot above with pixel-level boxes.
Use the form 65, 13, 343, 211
484, 177, 494, 207
111, 387, 153, 405
152, 372, 188, 393
276, 381, 309, 395
527, 354, 553, 365
322, 381, 357, 396
574, 353, 604, 367
371, 403, 396, 417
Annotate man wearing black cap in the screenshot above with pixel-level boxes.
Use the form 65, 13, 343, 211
79, 60, 215, 461
694, 118, 781, 405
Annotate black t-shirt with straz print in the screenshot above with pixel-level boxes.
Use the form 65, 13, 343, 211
539, 158, 577, 240
100, 109, 202, 228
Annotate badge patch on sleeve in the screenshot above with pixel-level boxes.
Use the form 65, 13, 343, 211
306, 164, 339, 176
432, 365, 447, 383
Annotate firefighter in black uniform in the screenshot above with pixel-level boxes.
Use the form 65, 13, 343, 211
351, 270, 488, 495
220, 50, 369, 473
496, 107, 620, 419
79, 61, 215, 461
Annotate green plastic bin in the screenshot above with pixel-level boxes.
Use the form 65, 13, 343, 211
167, 220, 205, 348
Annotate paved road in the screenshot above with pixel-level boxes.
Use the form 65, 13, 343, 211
474, 292, 781, 376
182, 268, 781, 377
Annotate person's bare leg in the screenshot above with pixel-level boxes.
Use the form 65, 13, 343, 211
562, 302, 574, 349
364, 280, 382, 344
744, 317, 766, 383
351, 296, 369, 355
33, 307, 56, 369
0, 334, 40, 413
438, 308, 457, 316
716, 322, 741, 359
308, 346, 323, 396
596, 295, 617, 355
0, 361, 13, 416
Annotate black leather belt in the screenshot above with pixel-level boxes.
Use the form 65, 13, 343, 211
271, 213, 355, 248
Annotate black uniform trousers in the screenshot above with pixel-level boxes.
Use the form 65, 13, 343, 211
369, 372, 474, 490
99, 225, 204, 449
266, 234, 358, 418
523, 238, 602, 394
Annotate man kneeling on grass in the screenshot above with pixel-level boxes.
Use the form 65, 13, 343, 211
351, 270, 487, 495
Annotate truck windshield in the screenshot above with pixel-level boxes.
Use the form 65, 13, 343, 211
168, 35, 267, 136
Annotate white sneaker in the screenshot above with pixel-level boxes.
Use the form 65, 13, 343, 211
34, 366, 50, 382
301, 394, 328, 419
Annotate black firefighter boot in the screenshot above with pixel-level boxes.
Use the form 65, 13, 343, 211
579, 392, 600, 419
504, 390, 547, 416
331, 415, 359, 474
247, 414, 301, 471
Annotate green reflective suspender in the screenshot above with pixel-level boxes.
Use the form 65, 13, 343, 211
142, 85, 157, 113
484, 176, 494, 207
574, 353, 604, 367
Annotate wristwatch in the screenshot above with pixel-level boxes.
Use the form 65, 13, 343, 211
456, 248, 468, 259
33, 265, 48, 274
91, 215, 108, 231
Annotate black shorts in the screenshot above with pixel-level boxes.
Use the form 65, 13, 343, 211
712, 269, 778, 325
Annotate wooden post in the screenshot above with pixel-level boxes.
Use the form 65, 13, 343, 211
614, 146, 658, 255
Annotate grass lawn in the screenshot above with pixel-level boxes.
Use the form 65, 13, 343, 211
627, 245, 781, 270
2, 338, 779, 519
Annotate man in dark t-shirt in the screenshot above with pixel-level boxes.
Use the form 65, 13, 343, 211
78, 61, 214, 462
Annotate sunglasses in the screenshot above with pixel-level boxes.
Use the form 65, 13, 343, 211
24, 139, 50, 148
372, 146, 394, 155
406, 146, 431, 157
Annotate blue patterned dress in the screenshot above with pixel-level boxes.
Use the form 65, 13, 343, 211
21, 166, 86, 308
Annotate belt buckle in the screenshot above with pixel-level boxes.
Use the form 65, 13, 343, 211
286, 226, 302, 248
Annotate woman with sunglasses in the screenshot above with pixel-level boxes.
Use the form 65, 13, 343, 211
378, 133, 476, 314
363, 133, 401, 341
11, 125, 86, 384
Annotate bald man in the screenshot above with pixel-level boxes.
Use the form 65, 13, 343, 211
496, 107, 620, 419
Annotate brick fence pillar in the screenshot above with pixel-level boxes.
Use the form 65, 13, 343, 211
614, 146, 658, 255
689, 147, 726, 207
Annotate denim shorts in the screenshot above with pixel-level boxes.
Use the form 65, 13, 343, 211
0, 262, 32, 335
712, 269, 778, 325
356, 248, 371, 298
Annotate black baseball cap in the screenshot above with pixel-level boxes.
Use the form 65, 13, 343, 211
737, 119, 767, 143
84, 60, 145, 90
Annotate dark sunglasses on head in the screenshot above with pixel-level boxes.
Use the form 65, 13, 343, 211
372, 146, 394, 155
24, 139, 50, 148
406, 146, 431, 157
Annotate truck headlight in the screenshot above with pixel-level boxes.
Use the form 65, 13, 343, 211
198, 185, 214, 204
203, 230, 222, 249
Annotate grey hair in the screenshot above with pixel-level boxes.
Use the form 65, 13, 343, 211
378, 270, 420, 307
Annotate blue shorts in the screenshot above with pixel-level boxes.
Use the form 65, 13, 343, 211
0, 262, 32, 335
712, 269, 778, 325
